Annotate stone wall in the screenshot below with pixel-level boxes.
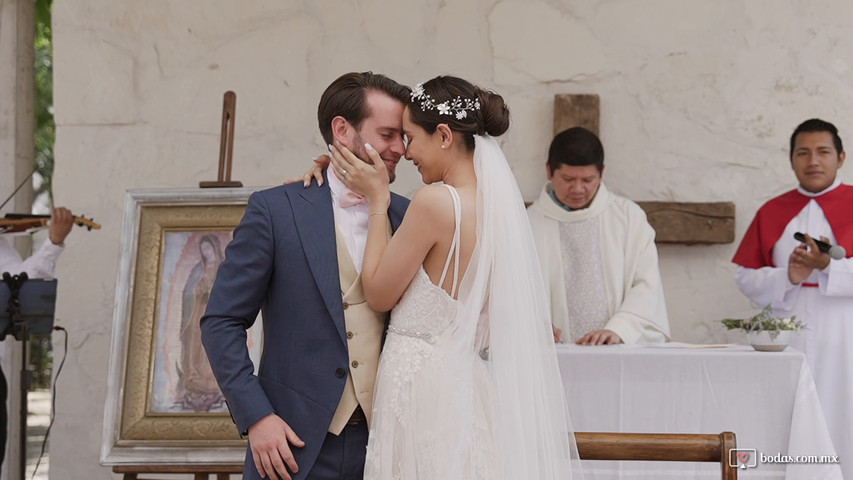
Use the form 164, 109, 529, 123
1, 0, 34, 478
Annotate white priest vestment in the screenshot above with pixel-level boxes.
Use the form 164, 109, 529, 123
735, 182, 853, 480
527, 182, 670, 344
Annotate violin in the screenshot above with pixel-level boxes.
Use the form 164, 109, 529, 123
0, 213, 101, 235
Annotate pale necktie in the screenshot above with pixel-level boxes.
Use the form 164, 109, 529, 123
328, 167, 366, 208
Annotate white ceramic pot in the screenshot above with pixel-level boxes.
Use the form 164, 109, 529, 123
747, 330, 793, 352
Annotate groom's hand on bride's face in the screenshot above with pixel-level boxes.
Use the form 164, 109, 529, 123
248, 414, 305, 480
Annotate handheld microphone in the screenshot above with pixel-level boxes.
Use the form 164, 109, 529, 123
793, 232, 847, 260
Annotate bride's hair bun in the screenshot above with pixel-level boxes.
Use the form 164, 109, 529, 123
408, 76, 511, 152
475, 88, 510, 137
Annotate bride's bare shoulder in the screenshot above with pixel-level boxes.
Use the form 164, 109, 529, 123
406, 185, 456, 222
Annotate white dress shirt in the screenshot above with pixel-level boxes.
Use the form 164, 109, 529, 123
327, 169, 369, 272
0, 236, 64, 360
0, 236, 63, 280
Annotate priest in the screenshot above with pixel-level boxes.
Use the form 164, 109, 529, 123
733, 118, 852, 479
528, 127, 670, 346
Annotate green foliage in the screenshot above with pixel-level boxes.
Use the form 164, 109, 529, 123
31, 0, 54, 388
30, 335, 53, 389
34, 0, 54, 204
720, 305, 806, 333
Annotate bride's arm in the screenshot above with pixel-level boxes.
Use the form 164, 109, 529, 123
362, 188, 449, 311
329, 144, 446, 311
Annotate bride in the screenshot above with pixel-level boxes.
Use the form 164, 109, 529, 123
328, 75, 583, 480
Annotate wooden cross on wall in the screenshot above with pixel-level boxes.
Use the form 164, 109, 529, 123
553, 94, 734, 244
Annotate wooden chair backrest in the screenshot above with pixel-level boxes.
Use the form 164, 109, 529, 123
575, 431, 738, 480
112, 432, 739, 480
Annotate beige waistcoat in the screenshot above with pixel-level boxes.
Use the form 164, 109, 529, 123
327, 226, 389, 434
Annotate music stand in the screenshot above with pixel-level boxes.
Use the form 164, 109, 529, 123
0, 273, 57, 477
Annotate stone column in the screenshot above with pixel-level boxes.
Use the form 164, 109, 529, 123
0, 0, 35, 479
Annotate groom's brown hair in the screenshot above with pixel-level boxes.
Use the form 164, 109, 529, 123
317, 72, 410, 145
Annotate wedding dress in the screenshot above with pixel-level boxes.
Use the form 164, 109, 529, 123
365, 137, 583, 480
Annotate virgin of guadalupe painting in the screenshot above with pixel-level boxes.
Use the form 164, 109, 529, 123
179, 233, 227, 411
151, 230, 239, 413
102, 188, 259, 464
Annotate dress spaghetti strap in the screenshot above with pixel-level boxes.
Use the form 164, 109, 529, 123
437, 185, 462, 298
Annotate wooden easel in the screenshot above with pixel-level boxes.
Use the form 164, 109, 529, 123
200, 91, 243, 188
112, 93, 245, 479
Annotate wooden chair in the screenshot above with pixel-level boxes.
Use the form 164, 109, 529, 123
112, 432, 737, 479
575, 431, 738, 480
112, 464, 243, 480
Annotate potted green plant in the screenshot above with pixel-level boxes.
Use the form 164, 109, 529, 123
721, 305, 806, 352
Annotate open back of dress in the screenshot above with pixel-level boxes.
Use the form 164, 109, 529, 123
365, 185, 497, 479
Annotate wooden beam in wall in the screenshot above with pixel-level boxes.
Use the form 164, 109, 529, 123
554, 94, 600, 136
637, 201, 735, 244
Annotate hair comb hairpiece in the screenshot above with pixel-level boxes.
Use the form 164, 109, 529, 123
411, 83, 481, 120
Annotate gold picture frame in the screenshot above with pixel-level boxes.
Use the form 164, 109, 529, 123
102, 187, 260, 465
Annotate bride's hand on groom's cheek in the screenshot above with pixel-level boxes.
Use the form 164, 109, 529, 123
329, 142, 390, 201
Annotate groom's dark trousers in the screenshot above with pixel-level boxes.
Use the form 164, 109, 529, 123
305, 422, 369, 480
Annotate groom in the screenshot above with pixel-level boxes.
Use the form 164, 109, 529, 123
201, 72, 410, 480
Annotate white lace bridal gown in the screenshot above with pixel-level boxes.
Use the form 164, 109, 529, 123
364, 185, 497, 480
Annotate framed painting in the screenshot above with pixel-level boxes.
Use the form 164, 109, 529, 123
101, 187, 261, 465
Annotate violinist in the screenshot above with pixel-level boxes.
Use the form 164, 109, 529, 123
0, 206, 73, 470
0, 207, 73, 279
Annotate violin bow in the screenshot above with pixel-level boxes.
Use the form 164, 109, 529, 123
0, 169, 36, 211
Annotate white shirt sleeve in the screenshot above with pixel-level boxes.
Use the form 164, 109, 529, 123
0, 237, 64, 280
823, 257, 853, 298
735, 265, 799, 311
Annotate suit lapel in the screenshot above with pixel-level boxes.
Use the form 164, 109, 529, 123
286, 184, 408, 348
388, 194, 408, 232
288, 181, 348, 345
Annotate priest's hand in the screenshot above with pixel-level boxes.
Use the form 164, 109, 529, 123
552, 324, 563, 343
248, 414, 305, 480
576, 329, 622, 346
788, 245, 813, 284
788, 234, 830, 284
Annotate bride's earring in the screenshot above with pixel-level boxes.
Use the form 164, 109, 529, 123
438, 124, 452, 151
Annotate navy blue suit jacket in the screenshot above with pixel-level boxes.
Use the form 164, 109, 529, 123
200, 179, 408, 479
